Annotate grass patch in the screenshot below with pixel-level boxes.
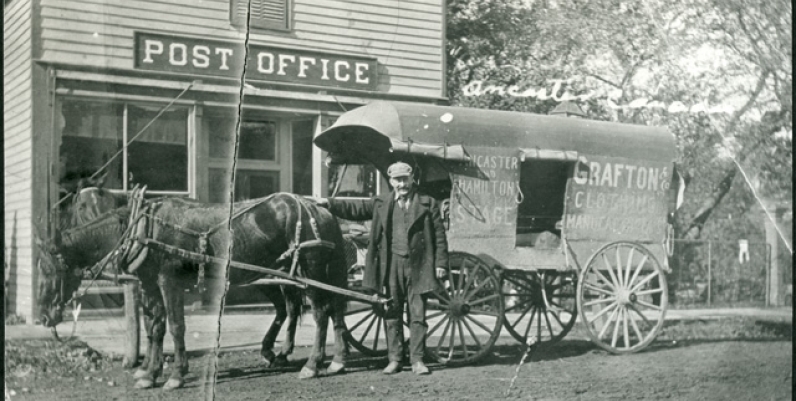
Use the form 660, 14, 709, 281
659, 317, 792, 341
5, 338, 118, 377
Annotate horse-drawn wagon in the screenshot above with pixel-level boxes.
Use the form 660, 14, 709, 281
315, 101, 679, 364
39, 100, 679, 389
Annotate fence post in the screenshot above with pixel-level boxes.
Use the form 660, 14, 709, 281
707, 241, 712, 307
123, 280, 141, 369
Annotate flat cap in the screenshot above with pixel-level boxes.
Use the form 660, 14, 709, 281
387, 162, 413, 178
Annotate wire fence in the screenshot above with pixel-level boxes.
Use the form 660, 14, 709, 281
668, 239, 775, 307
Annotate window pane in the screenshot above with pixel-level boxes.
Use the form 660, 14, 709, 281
326, 164, 377, 198
127, 105, 188, 191
206, 110, 237, 160
59, 100, 124, 192
239, 121, 277, 161
292, 120, 314, 195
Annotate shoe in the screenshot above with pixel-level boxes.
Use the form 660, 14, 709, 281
411, 362, 430, 375
382, 361, 403, 375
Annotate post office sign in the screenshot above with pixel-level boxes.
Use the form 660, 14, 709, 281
134, 32, 379, 91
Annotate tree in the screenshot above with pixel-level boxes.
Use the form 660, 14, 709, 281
446, 0, 792, 298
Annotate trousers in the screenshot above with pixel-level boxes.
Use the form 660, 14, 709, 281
385, 253, 427, 364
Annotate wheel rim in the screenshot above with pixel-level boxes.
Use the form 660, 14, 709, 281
577, 241, 668, 354
342, 299, 389, 356
427, 252, 503, 366
343, 265, 410, 357
503, 271, 577, 347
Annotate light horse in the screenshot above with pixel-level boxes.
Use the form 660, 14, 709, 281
39, 187, 350, 390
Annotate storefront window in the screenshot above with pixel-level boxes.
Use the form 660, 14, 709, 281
292, 120, 314, 195
327, 164, 378, 198
127, 105, 188, 191
59, 99, 189, 194
60, 101, 124, 192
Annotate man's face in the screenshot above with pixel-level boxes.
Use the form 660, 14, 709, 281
389, 176, 414, 197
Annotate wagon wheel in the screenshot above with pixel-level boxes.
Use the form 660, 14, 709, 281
577, 241, 668, 354
502, 270, 577, 347
426, 252, 504, 366
343, 264, 410, 356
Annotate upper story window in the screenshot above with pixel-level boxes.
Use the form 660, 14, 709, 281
230, 0, 290, 31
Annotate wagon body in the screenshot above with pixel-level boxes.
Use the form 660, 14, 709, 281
316, 101, 680, 362
315, 101, 677, 272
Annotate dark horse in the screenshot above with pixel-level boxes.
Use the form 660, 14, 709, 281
38, 188, 350, 389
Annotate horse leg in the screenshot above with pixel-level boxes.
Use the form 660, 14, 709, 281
134, 278, 167, 389
133, 313, 154, 379
299, 293, 329, 380
160, 274, 188, 391
326, 293, 348, 375
260, 285, 286, 367
276, 286, 301, 367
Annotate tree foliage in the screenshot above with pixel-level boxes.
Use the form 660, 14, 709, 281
446, 0, 791, 240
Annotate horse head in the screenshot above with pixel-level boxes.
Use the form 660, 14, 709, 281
37, 241, 84, 327
41, 186, 129, 327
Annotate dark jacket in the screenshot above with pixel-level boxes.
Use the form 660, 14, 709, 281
328, 190, 449, 295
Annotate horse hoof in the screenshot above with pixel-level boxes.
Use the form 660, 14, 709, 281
132, 369, 149, 380
134, 378, 155, 389
298, 367, 317, 380
326, 361, 346, 375
163, 378, 184, 391
261, 350, 276, 367
273, 354, 289, 367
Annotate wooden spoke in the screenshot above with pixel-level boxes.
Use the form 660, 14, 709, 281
622, 306, 631, 349
523, 306, 538, 340
509, 302, 535, 329
461, 317, 482, 349
358, 313, 379, 344
428, 315, 450, 337
626, 303, 653, 327
435, 318, 452, 351
347, 311, 375, 332
457, 320, 469, 359
463, 314, 494, 334
583, 282, 615, 297
426, 310, 447, 320
635, 288, 664, 296
597, 305, 620, 340
584, 296, 616, 307
624, 247, 635, 290
601, 253, 622, 289
610, 306, 623, 348
447, 319, 457, 359
635, 299, 663, 311
590, 268, 615, 290
615, 245, 625, 287
543, 309, 555, 339
468, 308, 499, 317
588, 301, 618, 325
629, 270, 659, 294
469, 293, 500, 306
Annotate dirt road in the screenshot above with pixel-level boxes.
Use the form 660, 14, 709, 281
6, 335, 792, 400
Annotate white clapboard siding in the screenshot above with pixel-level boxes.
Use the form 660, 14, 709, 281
38, 0, 443, 98
4, 0, 34, 320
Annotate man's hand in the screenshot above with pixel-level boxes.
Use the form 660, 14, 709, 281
435, 267, 446, 279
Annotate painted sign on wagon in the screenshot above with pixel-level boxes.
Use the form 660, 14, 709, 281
448, 147, 521, 251
564, 155, 671, 242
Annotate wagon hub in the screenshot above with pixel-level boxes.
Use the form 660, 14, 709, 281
449, 301, 471, 317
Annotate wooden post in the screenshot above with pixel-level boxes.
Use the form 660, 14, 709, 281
122, 280, 141, 368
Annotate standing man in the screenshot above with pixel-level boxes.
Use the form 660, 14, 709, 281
317, 161, 448, 375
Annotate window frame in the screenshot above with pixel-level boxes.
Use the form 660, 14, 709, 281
57, 97, 195, 198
